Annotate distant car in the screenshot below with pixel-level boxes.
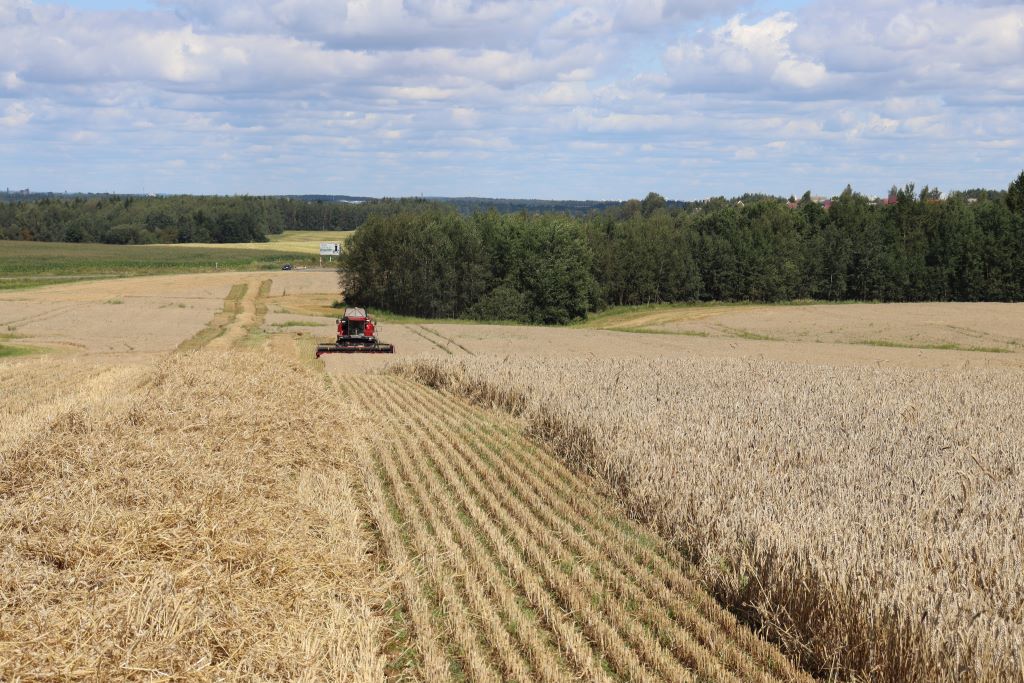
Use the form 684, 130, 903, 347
281, 264, 293, 270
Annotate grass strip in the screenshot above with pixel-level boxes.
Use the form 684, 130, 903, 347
0, 343, 43, 358
175, 283, 247, 352
851, 339, 1011, 353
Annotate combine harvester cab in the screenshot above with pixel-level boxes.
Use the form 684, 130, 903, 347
316, 307, 395, 358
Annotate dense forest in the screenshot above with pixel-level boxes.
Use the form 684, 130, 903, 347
340, 172, 1024, 322
340, 205, 593, 324
0, 195, 426, 244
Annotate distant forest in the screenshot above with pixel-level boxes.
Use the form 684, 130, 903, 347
3, 175, 1023, 318
0, 192, 695, 244
0, 195, 425, 244
341, 173, 1024, 322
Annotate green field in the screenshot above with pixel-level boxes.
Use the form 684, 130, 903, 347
0, 236, 328, 290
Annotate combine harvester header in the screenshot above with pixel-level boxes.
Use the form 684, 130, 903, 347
316, 307, 395, 357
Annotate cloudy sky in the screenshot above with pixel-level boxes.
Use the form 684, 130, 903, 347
1, 0, 1022, 199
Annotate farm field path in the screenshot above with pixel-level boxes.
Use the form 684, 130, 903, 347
338, 368, 810, 682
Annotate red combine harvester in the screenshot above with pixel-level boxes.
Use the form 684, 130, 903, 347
316, 307, 395, 358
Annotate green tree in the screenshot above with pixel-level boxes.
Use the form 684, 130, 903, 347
1007, 170, 1024, 216
641, 192, 667, 217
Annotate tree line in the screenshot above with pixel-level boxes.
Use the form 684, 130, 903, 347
0, 195, 425, 244
340, 172, 1024, 322
340, 204, 592, 324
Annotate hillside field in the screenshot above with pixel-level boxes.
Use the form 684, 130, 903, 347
1, 270, 1022, 681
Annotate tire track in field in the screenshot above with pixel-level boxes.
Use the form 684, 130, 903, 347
208, 278, 270, 349
406, 325, 453, 354
177, 278, 271, 352
0, 303, 76, 329
417, 325, 475, 355
344, 373, 810, 682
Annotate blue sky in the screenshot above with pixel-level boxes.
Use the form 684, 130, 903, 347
2, 0, 1022, 199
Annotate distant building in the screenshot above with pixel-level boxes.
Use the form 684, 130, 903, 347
786, 195, 832, 210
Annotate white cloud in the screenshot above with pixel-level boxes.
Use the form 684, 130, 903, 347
2, 71, 23, 90
664, 13, 830, 92
535, 82, 592, 106
450, 106, 480, 127
0, 0, 1021, 199
794, 0, 1024, 88
771, 59, 826, 89
68, 130, 99, 142
0, 102, 32, 126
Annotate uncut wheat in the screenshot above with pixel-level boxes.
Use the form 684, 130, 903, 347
397, 355, 1024, 682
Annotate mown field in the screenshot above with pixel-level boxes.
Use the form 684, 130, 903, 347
162, 229, 353, 254
581, 301, 1024, 354
0, 352, 386, 679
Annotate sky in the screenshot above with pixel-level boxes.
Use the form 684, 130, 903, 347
0, 0, 1022, 200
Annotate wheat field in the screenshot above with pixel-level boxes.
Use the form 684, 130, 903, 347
342, 372, 809, 682
8, 269, 1022, 681
2, 271, 814, 681
396, 355, 1024, 682
0, 351, 387, 680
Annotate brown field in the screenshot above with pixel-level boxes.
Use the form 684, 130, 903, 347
3, 270, 1023, 681
0, 273, 238, 358
586, 301, 1024, 352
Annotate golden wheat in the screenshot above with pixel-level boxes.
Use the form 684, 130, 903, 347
397, 354, 1024, 682
349, 371, 805, 682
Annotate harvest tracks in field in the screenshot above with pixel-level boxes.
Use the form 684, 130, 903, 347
342, 373, 806, 682
406, 325, 475, 355
419, 325, 475, 355
176, 278, 272, 352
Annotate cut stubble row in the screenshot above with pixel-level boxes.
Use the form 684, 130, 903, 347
348, 374, 805, 682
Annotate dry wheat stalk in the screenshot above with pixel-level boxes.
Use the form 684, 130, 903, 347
1, 350, 387, 681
